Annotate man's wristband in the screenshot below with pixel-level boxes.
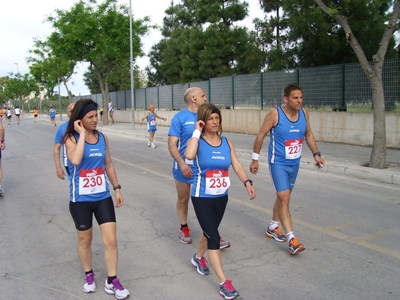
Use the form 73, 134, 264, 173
252, 152, 260, 160
192, 129, 201, 139
313, 151, 321, 157
113, 184, 121, 190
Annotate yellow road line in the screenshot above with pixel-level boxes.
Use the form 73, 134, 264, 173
324, 222, 354, 231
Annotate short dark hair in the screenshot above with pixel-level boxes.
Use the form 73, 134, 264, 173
284, 83, 302, 97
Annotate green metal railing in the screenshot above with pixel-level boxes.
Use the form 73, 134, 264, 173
73, 59, 400, 113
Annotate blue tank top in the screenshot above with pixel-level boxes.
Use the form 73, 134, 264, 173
69, 132, 111, 202
147, 112, 157, 131
268, 107, 307, 165
192, 137, 232, 198
54, 121, 69, 167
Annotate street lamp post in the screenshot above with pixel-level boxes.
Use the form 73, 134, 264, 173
38, 84, 42, 116
14, 63, 19, 109
57, 64, 62, 121
129, 0, 135, 129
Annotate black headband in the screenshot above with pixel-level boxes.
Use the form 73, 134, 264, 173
211, 107, 221, 115
77, 103, 97, 120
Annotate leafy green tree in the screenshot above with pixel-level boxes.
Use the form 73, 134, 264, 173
256, 0, 397, 69
313, 0, 400, 169
147, 0, 264, 84
3, 73, 38, 111
146, 40, 167, 87
46, 0, 149, 124
285, 0, 397, 67
27, 38, 76, 102
84, 62, 147, 93
255, 0, 296, 70
146, 1, 193, 85
0, 77, 10, 105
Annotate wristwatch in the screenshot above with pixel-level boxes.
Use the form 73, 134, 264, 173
113, 184, 121, 190
243, 179, 253, 187
313, 151, 321, 157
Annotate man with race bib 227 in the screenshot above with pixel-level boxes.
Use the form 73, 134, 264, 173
250, 83, 325, 255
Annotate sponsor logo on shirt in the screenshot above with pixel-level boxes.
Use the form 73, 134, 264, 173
211, 151, 225, 160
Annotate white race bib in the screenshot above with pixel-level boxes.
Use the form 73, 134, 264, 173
205, 170, 231, 195
79, 167, 106, 195
285, 138, 303, 159
150, 119, 156, 125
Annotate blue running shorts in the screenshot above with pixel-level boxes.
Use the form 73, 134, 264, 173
269, 163, 300, 192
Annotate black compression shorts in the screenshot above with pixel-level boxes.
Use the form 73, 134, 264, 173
69, 197, 116, 231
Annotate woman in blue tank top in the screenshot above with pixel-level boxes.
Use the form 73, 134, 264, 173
63, 99, 130, 299
185, 103, 256, 300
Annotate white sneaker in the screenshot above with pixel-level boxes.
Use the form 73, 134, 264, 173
147, 141, 151, 147
83, 272, 97, 293
151, 142, 156, 148
104, 278, 130, 299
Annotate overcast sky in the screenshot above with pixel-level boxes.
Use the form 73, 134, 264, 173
0, 0, 264, 96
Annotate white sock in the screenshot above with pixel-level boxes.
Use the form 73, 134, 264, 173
286, 232, 295, 242
268, 220, 279, 231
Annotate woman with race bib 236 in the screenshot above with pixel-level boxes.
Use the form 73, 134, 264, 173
185, 103, 256, 300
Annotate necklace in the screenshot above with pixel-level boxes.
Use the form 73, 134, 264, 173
202, 134, 221, 146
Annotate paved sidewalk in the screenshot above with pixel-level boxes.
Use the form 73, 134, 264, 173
98, 121, 400, 186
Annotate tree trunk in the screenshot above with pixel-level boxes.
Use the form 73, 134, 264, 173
68, 90, 72, 104
313, 0, 400, 169
102, 91, 109, 125
369, 75, 386, 168
97, 69, 109, 125
61, 80, 73, 104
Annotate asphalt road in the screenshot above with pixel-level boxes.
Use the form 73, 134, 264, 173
0, 117, 399, 300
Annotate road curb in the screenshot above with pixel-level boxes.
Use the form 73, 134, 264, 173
100, 126, 400, 187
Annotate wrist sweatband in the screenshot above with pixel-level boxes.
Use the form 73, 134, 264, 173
252, 152, 260, 160
192, 129, 201, 139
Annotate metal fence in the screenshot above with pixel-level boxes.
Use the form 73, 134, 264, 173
73, 59, 400, 112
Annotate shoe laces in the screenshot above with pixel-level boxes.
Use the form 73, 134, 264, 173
198, 257, 208, 269
85, 273, 95, 285
290, 237, 299, 246
112, 278, 124, 290
181, 227, 190, 237
222, 280, 235, 292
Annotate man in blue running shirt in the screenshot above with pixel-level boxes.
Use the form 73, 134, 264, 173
249, 83, 325, 255
168, 87, 206, 244
53, 103, 74, 180
168, 87, 231, 250
49, 106, 57, 126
